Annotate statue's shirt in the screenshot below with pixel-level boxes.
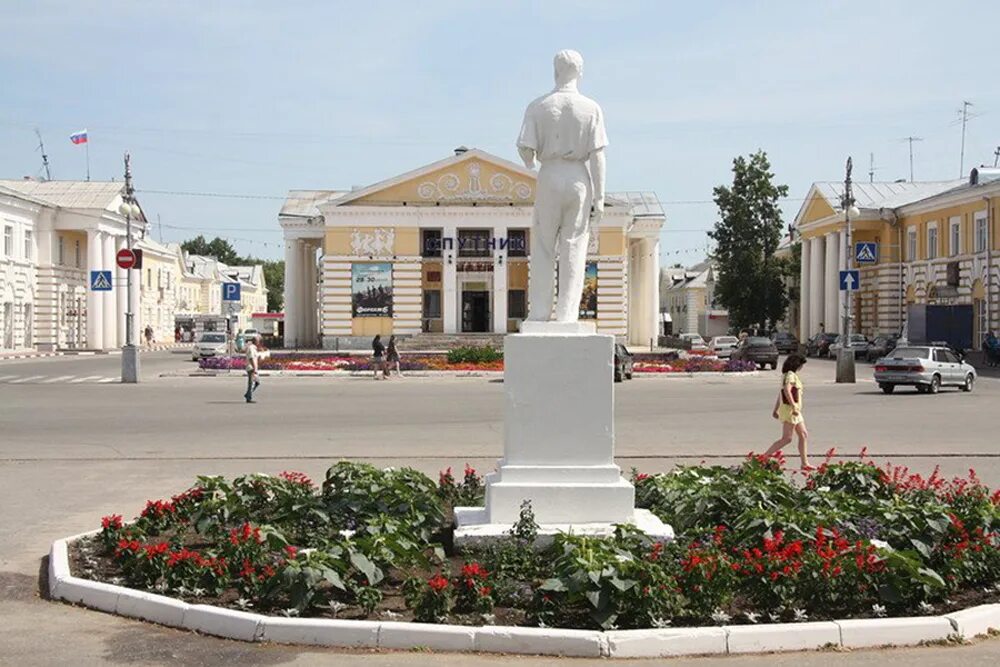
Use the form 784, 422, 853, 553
517, 88, 608, 163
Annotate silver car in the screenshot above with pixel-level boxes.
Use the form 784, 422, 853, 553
191, 332, 229, 361
708, 335, 738, 358
873, 345, 976, 394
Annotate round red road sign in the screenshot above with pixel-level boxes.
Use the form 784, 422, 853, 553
116, 248, 137, 269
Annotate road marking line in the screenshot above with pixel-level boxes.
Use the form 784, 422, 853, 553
9, 375, 45, 384
42, 376, 75, 383
71, 376, 102, 383
0, 375, 18, 382
98, 377, 118, 383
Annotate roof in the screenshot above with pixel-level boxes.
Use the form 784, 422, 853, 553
608, 191, 664, 218
279, 190, 346, 218
810, 180, 964, 213
0, 180, 124, 210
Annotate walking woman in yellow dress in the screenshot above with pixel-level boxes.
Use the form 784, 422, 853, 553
764, 354, 814, 470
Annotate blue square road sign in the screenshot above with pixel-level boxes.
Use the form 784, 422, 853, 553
855, 242, 878, 264
222, 282, 241, 301
839, 269, 860, 291
90, 270, 113, 291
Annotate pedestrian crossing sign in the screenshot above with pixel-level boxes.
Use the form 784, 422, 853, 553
855, 242, 878, 264
90, 270, 113, 291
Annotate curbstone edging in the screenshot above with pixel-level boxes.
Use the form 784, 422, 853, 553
836, 616, 954, 648
474, 626, 603, 657
116, 589, 189, 628
52, 575, 122, 613
944, 604, 1000, 639
183, 604, 264, 642
377, 621, 476, 652
47, 539, 69, 596
260, 617, 379, 647
725, 621, 841, 654
605, 627, 728, 657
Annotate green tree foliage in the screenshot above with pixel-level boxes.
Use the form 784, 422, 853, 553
708, 151, 789, 332
181, 236, 284, 312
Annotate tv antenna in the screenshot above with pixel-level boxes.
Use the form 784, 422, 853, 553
868, 152, 878, 183
900, 136, 923, 182
951, 101, 980, 177
994, 146, 999, 168
34, 128, 51, 181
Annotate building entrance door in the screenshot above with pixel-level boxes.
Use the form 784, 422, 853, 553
462, 291, 490, 332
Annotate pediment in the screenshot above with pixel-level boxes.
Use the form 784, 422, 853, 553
796, 188, 837, 226
335, 149, 536, 206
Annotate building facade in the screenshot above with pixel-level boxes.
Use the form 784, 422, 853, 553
795, 169, 999, 348
279, 149, 665, 348
660, 261, 730, 338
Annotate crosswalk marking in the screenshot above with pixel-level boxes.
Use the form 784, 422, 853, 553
71, 376, 103, 383
42, 375, 74, 383
9, 375, 45, 383
0, 375, 17, 382
98, 377, 118, 383
0, 375, 118, 385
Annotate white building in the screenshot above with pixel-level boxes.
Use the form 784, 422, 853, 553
660, 261, 729, 338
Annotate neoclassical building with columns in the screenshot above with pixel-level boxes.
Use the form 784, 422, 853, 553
795, 169, 999, 347
279, 148, 665, 348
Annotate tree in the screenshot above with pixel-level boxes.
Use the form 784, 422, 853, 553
244, 257, 285, 313
708, 151, 789, 332
181, 235, 240, 265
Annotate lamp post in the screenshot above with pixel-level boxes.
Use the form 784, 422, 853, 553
119, 153, 141, 383
836, 157, 861, 383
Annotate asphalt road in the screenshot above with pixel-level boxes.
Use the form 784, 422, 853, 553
1, 350, 998, 666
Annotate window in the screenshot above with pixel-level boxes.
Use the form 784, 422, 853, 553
24, 230, 32, 261
507, 229, 528, 257
422, 290, 441, 318
950, 217, 961, 256
975, 212, 988, 253
508, 290, 527, 319
907, 229, 917, 261
927, 225, 938, 260
978, 299, 988, 346
3, 225, 12, 257
421, 229, 442, 258
58, 236, 65, 265
457, 229, 491, 257
74, 240, 81, 268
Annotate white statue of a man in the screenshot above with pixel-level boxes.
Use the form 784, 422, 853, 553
517, 49, 607, 323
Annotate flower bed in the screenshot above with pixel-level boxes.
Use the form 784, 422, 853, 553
70, 453, 999, 631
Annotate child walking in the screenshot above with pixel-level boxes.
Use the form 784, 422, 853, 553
763, 354, 813, 470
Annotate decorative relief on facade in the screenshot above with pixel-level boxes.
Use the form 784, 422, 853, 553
350, 228, 395, 257
416, 162, 533, 202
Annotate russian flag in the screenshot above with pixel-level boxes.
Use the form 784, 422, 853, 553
70, 129, 88, 145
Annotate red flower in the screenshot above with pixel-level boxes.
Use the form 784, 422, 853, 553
428, 574, 449, 592
284, 545, 298, 560
278, 471, 313, 487
635, 473, 650, 482
101, 514, 123, 530
461, 562, 487, 579
478, 586, 492, 597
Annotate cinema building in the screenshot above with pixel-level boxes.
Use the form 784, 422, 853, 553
278, 148, 665, 348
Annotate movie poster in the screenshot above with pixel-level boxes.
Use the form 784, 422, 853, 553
352, 263, 393, 317
579, 262, 598, 319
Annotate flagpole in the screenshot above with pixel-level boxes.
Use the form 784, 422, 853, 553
85, 140, 90, 181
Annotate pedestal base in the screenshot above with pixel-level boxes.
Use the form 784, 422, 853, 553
453, 507, 674, 548
121, 345, 140, 383
835, 348, 856, 383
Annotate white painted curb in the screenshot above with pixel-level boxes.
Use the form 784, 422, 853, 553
47, 534, 996, 657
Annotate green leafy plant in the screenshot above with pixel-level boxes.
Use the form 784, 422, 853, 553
446, 346, 503, 364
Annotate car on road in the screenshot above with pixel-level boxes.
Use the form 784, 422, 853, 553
191, 332, 229, 361
771, 331, 799, 354
679, 332, 708, 352
830, 333, 870, 359
731, 336, 779, 369
865, 334, 900, 362
873, 345, 977, 394
805, 332, 838, 358
614, 343, 634, 382
242, 327, 260, 339
708, 335, 739, 358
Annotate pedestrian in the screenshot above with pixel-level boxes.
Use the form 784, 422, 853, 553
371, 334, 385, 380
384, 335, 402, 378
763, 353, 813, 471
144, 325, 154, 347
244, 334, 262, 403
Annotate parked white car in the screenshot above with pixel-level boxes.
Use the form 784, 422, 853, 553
679, 332, 708, 351
708, 335, 739, 358
191, 332, 228, 361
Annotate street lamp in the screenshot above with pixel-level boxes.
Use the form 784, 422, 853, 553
120, 153, 141, 383
836, 157, 858, 384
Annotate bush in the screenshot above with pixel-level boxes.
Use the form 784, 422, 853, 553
446, 346, 503, 364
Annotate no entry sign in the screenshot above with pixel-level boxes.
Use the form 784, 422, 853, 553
116, 248, 137, 270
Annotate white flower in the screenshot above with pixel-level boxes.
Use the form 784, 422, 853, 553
328, 601, 347, 617
381, 610, 401, 621
871, 604, 887, 618
191, 587, 206, 598
651, 617, 672, 629
944, 599, 954, 606
235, 598, 252, 610
793, 609, 809, 622
745, 611, 760, 624
537, 619, 548, 628
768, 612, 782, 623
918, 601, 935, 615
870, 539, 891, 550
710, 609, 731, 625
480, 613, 496, 625
280, 608, 299, 617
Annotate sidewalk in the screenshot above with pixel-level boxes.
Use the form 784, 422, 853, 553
0, 342, 188, 363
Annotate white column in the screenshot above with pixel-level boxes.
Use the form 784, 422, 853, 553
492, 225, 508, 333
837, 230, 847, 336
824, 232, 839, 334
86, 230, 104, 350
101, 233, 117, 348
800, 234, 811, 340
809, 235, 825, 336
442, 224, 458, 334
647, 238, 660, 345
116, 236, 127, 347
304, 242, 317, 346
283, 238, 301, 348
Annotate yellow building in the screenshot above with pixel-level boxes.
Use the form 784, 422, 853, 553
279, 148, 666, 348
795, 168, 999, 348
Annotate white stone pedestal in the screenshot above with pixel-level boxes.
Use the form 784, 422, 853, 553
454, 324, 673, 546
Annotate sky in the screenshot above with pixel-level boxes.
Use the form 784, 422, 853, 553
2, 0, 999, 264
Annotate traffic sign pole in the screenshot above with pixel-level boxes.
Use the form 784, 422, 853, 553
837, 157, 857, 383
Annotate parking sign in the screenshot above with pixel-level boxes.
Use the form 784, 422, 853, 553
222, 282, 241, 301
